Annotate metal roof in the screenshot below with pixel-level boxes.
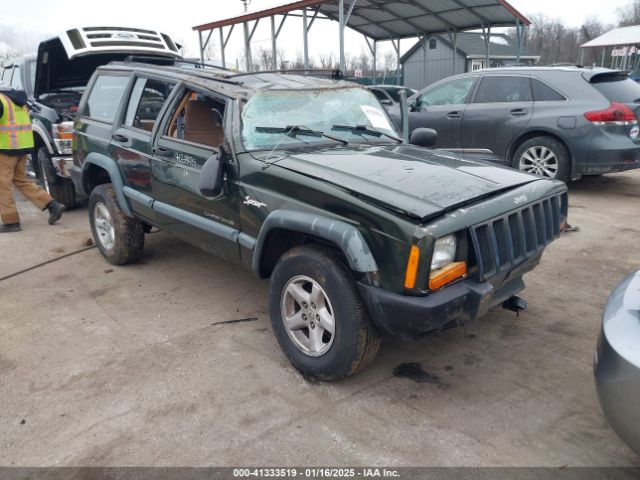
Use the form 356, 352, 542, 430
193, 0, 531, 41
581, 25, 640, 48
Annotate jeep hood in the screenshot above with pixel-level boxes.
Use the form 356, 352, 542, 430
269, 145, 538, 221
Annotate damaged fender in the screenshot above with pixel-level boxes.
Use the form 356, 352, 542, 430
81, 152, 132, 216
252, 210, 378, 276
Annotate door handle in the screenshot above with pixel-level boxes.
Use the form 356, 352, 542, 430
154, 147, 173, 157
112, 134, 129, 142
447, 111, 462, 119
510, 108, 528, 116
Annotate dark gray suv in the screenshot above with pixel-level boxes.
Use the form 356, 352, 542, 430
393, 67, 640, 183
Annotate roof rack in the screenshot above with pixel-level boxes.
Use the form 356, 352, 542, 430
228, 69, 345, 80
122, 55, 233, 71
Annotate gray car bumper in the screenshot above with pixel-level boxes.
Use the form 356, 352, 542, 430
594, 270, 640, 455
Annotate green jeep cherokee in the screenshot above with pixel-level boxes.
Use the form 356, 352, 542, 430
71, 61, 568, 380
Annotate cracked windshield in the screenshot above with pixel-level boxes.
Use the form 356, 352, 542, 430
242, 87, 399, 149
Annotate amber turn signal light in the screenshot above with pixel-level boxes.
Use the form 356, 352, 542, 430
403, 245, 421, 289
429, 262, 467, 291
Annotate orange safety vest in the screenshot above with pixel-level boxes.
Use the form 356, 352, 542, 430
0, 93, 34, 151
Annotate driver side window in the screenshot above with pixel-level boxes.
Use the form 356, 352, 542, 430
164, 89, 226, 149
417, 77, 475, 107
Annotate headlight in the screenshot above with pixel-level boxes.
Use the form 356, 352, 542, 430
53, 121, 74, 155
431, 234, 457, 270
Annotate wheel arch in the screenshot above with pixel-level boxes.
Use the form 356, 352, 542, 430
252, 211, 378, 279
31, 121, 55, 155
507, 129, 575, 177
82, 153, 132, 216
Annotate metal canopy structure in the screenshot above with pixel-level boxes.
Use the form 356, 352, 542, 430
581, 25, 640, 48
193, 0, 530, 77
580, 25, 640, 69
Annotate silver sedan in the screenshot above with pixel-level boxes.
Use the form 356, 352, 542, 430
594, 270, 640, 455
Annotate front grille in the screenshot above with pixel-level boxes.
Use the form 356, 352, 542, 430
470, 193, 565, 280
89, 41, 167, 49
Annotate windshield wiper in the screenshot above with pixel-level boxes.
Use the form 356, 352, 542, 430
332, 124, 403, 143
255, 125, 348, 145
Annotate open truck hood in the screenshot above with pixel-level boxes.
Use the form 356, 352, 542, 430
271, 144, 538, 221
34, 27, 181, 98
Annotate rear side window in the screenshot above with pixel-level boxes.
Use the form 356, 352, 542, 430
124, 78, 175, 132
84, 75, 129, 123
474, 76, 532, 103
591, 77, 640, 103
532, 79, 566, 101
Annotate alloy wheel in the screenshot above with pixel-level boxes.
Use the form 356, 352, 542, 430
519, 146, 558, 178
93, 202, 116, 251
280, 275, 336, 357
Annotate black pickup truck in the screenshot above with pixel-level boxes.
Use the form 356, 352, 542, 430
1, 27, 181, 208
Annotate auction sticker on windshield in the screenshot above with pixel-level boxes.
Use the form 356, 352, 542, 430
360, 105, 391, 130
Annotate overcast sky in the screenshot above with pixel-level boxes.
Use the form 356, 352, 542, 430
0, 0, 633, 64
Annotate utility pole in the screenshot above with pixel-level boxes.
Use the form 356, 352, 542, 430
241, 0, 250, 13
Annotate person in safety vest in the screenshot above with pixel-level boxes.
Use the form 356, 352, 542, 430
0, 87, 63, 233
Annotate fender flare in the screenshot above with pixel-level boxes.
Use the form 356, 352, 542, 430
31, 120, 55, 155
251, 210, 378, 275
82, 152, 132, 216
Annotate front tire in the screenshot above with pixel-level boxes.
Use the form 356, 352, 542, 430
512, 136, 570, 183
39, 146, 77, 209
268, 245, 380, 381
89, 184, 145, 265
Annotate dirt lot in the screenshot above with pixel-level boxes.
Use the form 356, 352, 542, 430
1, 171, 639, 467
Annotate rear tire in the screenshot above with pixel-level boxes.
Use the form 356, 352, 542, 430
268, 245, 380, 381
89, 184, 145, 265
39, 146, 77, 209
512, 136, 570, 183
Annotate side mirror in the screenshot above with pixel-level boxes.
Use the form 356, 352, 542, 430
409, 128, 438, 148
198, 147, 225, 197
380, 99, 393, 107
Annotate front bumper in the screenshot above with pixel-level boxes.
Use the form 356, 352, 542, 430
594, 270, 640, 455
51, 156, 74, 178
358, 274, 526, 340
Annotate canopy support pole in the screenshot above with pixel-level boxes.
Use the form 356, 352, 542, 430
365, 36, 376, 83
220, 25, 234, 69
447, 30, 458, 74
199, 29, 214, 62
392, 37, 401, 85
303, 8, 309, 69
271, 16, 277, 69
243, 23, 252, 71
515, 18, 523, 64
482, 23, 491, 68
243, 19, 260, 72
338, 0, 357, 72
339, 0, 345, 71
219, 29, 226, 68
